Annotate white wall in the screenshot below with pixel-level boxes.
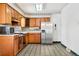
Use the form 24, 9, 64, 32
50, 13, 61, 42
61, 3, 79, 55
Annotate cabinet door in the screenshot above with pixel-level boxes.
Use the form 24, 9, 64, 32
40, 18, 45, 22
28, 33, 35, 43
5, 4, 11, 24
24, 33, 29, 44
29, 18, 36, 27
21, 17, 25, 27
25, 18, 29, 27
18, 14, 22, 26
35, 33, 41, 43
11, 8, 15, 18
14, 10, 18, 19
36, 18, 41, 27
0, 4, 6, 24
14, 35, 19, 55
0, 36, 14, 56
45, 18, 50, 22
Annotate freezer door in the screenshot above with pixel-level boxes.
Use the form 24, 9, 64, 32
45, 32, 53, 44
41, 31, 46, 43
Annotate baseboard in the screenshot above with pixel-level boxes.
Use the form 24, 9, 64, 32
61, 43, 79, 56
28, 43, 41, 44
41, 43, 52, 45
71, 50, 79, 56
61, 43, 66, 48
53, 41, 61, 43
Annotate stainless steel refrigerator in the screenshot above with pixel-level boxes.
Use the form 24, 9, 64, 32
41, 22, 53, 44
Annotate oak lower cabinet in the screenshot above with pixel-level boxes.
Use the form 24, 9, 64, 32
0, 35, 19, 56
28, 33, 35, 43
35, 33, 41, 43
19, 36, 23, 50
24, 33, 29, 44
14, 35, 19, 55
28, 33, 41, 44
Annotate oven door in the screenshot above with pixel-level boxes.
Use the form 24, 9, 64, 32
0, 27, 6, 34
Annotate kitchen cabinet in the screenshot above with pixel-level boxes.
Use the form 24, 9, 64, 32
28, 33, 35, 43
0, 35, 19, 56
36, 18, 41, 28
11, 7, 15, 18
19, 35, 23, 50
0, 4, 11, 24
35, 33, 41, 43
14, 35, 19, 55
28, 33, 41, 44
17, 14, 22, 26
29, 17, 50, 27
44, 18, 50, 22
40, 18, 50, 22
12, 9, 18, 20
11, 10, 20, 26
29, 18, 36, 27
29, 18, 41, 27
14, 11, 18, 20
41, 18, 45, 22
6, 4, 12, 24
24, 33, 29, 44
21, 17, 25, 27
0, 3, 25, 26
25, 18, 30, 27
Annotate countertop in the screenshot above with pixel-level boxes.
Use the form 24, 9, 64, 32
0, 30, 41, 36
0, 34, 19, 36
21, 31, 41, 34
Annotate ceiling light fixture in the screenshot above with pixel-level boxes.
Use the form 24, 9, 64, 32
35, 4, 43, 11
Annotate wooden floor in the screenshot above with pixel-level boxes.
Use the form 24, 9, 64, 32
17, 43, 75, 56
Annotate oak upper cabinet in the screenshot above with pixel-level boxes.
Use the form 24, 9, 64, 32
17, 13, 22, 26
29, 18, 36, 27
40, 17, 50, 22
14, 11, 18, 20
44, 18, 50, 22
0, 4, 11, 24
11, 8, 15, 18
6, 4, 12, 24
21, 17, 25, 27
25, 18, 29, 27
36, 18, 41, 28
40, 18, 45, 22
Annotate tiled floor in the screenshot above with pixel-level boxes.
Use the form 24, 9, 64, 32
17, 43, 75, 56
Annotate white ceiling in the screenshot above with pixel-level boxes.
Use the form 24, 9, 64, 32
15, 3, 67, 15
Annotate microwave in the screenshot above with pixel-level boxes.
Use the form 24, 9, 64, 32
0, 25, 14, 34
